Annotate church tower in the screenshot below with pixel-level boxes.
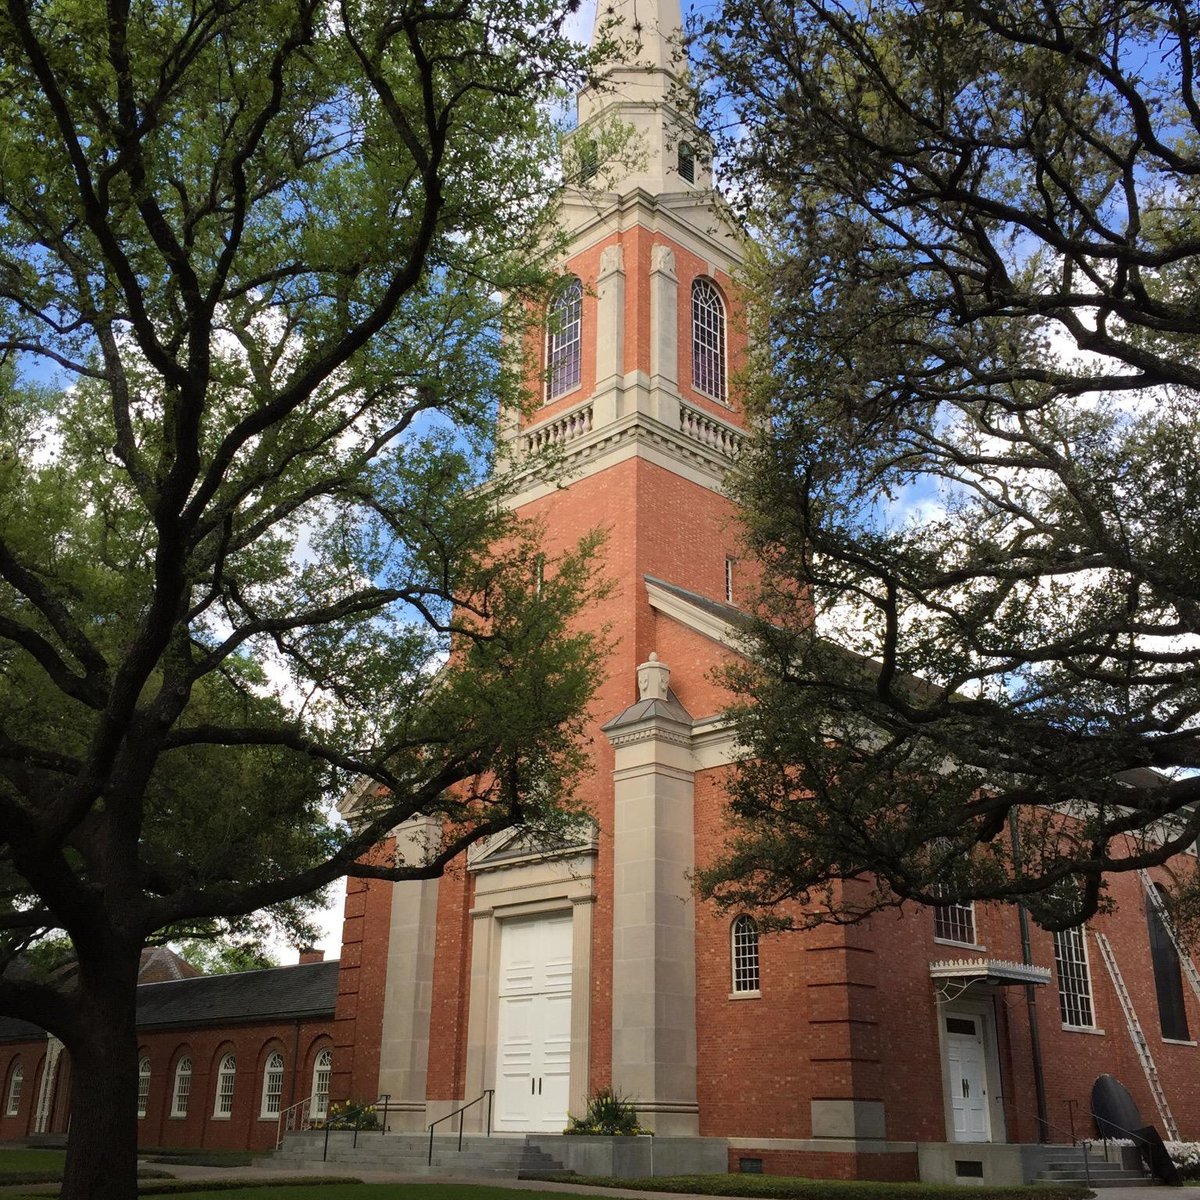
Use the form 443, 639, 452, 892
332, 0, 750, 1141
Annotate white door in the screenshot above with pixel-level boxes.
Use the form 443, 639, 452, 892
494, 913, 573, 1131
946, 1014, 990, 1142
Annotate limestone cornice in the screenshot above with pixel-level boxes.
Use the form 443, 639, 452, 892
607, 724, 693, 750
558, 186, 744, 271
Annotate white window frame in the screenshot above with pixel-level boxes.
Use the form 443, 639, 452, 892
731, 914, 760, 995
5, 1062, 22, 1116
691, 277, 727, 401
137, 1057, 151, 1119
171, 1056, 191, 1118
933, 898, 977, 946
1053, 926, 1096, 1029
260, 1051, 285, 1119
546, 277, 583, 401
310, 1048, 332, 1119
213, 1053, 236, 1119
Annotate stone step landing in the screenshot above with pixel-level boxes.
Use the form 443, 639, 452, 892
275, 1131, 571, 1178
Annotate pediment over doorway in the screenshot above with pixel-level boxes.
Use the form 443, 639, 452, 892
467, 822, 598, 874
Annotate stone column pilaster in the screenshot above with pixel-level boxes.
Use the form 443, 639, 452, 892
603, 653, 698, 1134
593, 243, 626, 427
375, 816, 441, 1130
648, 245, 681, 430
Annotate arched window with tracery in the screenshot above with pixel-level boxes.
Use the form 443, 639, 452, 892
260, 1051, 285, 1118
692, 278, 726, 401
310, 1048, 332, 1119
5, 1062, 22, 1116
137, 1057, 151, 1118
170, 1056, 191, 1118
731, 914, 760, 994
546, 277, 583, 401
213, 1053, 236, 1118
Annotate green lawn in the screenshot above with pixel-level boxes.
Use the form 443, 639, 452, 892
0, 1147, 67, 1175
543, 1177, 1093, 1200
0, 1170, 1104, 1200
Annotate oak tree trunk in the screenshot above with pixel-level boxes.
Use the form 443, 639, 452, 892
59, 947, 141, 1200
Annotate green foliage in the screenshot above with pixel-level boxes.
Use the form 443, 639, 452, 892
564, 1088, 648, 1136
696, 0, 1200, 929
173, 941, 280, 976
319, 1100, 379, 1131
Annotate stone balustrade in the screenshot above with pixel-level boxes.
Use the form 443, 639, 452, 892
522, 403, 594, 455
679, 403, 743, 458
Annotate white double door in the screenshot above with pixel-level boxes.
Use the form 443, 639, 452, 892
494, 912, 573, 1132
946, 1012, 990, 1142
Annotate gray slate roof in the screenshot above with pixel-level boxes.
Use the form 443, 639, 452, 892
0, 960, 339, 1043
135, 960, 339, 1029
0, 1016, 45, 1043
644, 574, 750, 632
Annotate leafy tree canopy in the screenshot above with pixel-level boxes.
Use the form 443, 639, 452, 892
695, 0, 1200, 932
0, 1, 607, 1195
174, 939, 280, 975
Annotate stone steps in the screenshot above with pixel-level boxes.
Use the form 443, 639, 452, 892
1033, 1147, 1146, 1187
274, 1132, 570, 1178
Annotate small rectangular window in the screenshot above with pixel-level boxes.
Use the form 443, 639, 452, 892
934, 899, 976, 946
725, 556, 736, 603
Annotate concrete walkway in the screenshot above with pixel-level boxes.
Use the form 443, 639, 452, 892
136, 1157, 1198, 1197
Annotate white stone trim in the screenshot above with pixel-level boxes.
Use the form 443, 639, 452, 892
376, 815, 441, 1130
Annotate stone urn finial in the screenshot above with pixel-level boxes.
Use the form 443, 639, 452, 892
637, 652, 670, 701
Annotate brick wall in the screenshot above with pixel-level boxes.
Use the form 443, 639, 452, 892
0, 1018, 333, 1151
330, 839, 395, 1107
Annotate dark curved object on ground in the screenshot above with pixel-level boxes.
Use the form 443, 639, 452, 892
1134, 1125, 1183, 1187
1091, 1073, 1143, 1139
1091, 1074, 1181, 1186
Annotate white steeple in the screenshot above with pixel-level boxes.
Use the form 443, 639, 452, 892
575, 0, 710, 195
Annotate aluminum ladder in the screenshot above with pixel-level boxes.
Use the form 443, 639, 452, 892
1093, 930, 1179, 1140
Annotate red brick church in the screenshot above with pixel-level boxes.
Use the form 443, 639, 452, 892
4, 0, 1200, 1183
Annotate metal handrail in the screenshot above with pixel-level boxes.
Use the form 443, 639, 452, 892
276, 1095, 314, 1150
427, 1089, 494, 1166
1000, 1093, 1154, 1188
320, 1101, 378, 1161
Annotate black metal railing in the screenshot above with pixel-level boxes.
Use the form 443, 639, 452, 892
320, 1096, 391, 1161
1000, 1094, 1155, 1188
427, 1089, 494, 1166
